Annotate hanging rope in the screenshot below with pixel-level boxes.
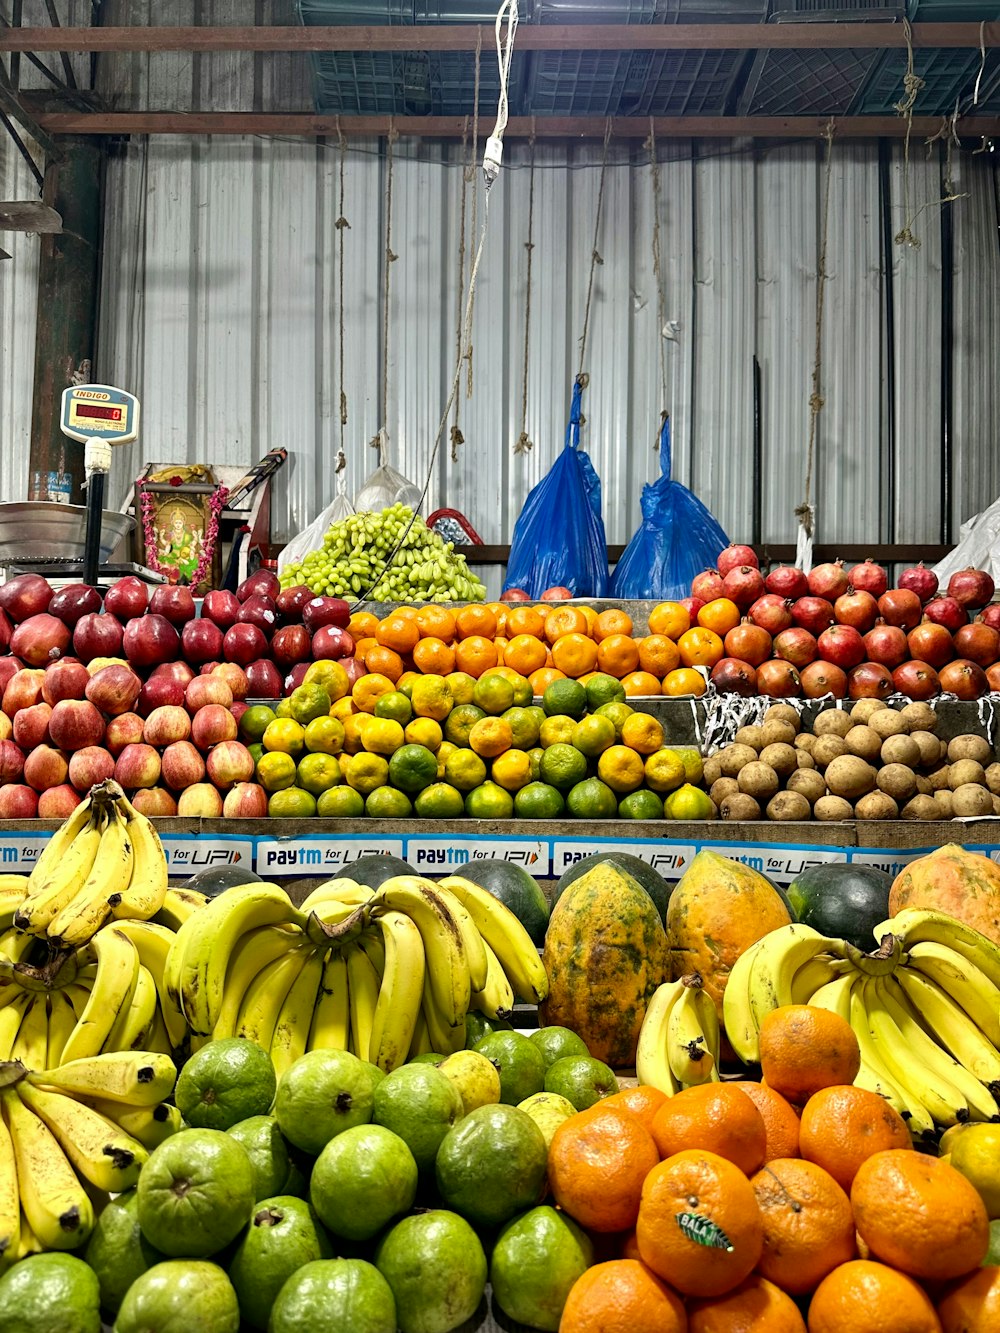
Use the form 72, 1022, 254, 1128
514, 124, 537, 456
795, 119, 836, 555
894, 18, 926, 249
335, 118, 351, 453
974, 19, 987, 105
646, 117, 669, 447
465, 28, 483, 400
924, 108, 969, 212
577, 118, 613, 382
451, 118, 470, 462
371, 120, 398, 464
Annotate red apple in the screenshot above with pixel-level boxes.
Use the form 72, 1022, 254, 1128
764, 565, 809, 600
23, 745, 69, 792
223, 624, 268, 667
877, 588, 922, 631
199, 662, 221, 676
892, 660, 941, 700
73, 611, 125, 663
104, 576, 148, 621
143, 705, 192, 747
223, 782, 269, 818
301, 597, 351, 633
181, 619, 224, 665
210, 663, 249, 701
237, 595, 278, 639
37, 784, 83, 819
847, 662, 894, 700
311, 626, 355, 661
938, 658, 989, 700
114, 743, 162, 790
231, 701, 248, 726
800, 660, 848, 700
954, 621, 1000, 668
186, 676, 233, 712
271, 625, 311, 669
191, 704, 238, 751
499, 588, 531, 604
137, 676, 187, 717
0, 609, 11, 652
0, 741, 24, 785
48, 699, 105, 752
131, 787, 178, 817
149, 584, 196, 627
123, 614, 181, 670
68, 746, 116, 791
338, 658, 365, 689
161, 740, 206, 791
13, 703, 52, 751
863, 622, 909, 669
3, 669, 45, 718
0, 784, 38, 818
10, 614, 71, 667
150, 661, 196, 689
709, 658, 758, 696
716, 543, 759, 578
833, 588, 879, 633
247, 659, 284, 698
42, 660, 91, 707
907, 622, 955, 670
0, 659, 23, 700
202, 589, 241, 630
86, 664, 143, 717
755, 660, 802, 698
237, 570, 281, 604
47, 583, 103, 628
104, 712, 145, 756
177, 783, 224, 817
205, 740, 255, 789
0, 573, 52, 622
283, 663, 312, 695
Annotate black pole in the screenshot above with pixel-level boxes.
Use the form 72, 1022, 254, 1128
752, 355, 763, 546
82, 469, 105, 588
878, 141, 897, 545
940, 144, 954, 547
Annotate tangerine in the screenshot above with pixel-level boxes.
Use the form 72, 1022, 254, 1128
455, 605, 497, 640
412, 637, 456, 675
678, 627, 725, 668
697, 598, 741, 636
596, 634, 639, 678
620, 671, 662, 697
559, 1260, 686, 1333
937, 1265, 1000, 1333
364, 645, 405, 682
375, 614, 419, 654
798, 1085, 911, 1193
548, 1105, 659, 1234
529, 667, 566, 696
807, 1260, 943, 1333
758, 1004, 861, 1105
544, 606, 588, 644
551, 633, 599, 678
414, 605, 457, 642
504, 634, 547, 676
729, 1082, 801, 1162
468, 717, 513, 758
351, 673, 396, 714
750, 1156, 856, 1294
650, 1084, 767, 1176
348, 610, 379, 639
663, 668, 707, 697
594, 609, 634, 641
454, 636, 498, 679
505, 605, 546, 638
637, 635, 680, 677
648, 601, 690, 639
687, 1274, 806, 1333
600, 1086, 667, 1133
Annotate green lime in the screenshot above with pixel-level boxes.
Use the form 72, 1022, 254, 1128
619, 788, 665, 820
594, 699, 633, 740
268, 1259, 396, 1333
136, 1129, 255, 1258
256, 751, 297, 793
543, 1055, 619, 1111
84, 1190, 165, 1320
566, 777, 619, 819
371, 1064, 464, 1175
541, 678, 587, 719
374, 691, 412, 725
303, 716, 345, 756
240, 705, 276, 743
365, 787, 412, 818
310, 1125, 417, 1242
514, 781, 565, 820
491, 1205, 594, 1332
268, 787, 318, 818
528, 1026, 590, 1069
464, 781, 514, 819
472, 1029, 546, 1105
274, 1050, 376, 1156
585, 673, 627, 710
414, 782, 465, 818
297, 752, 343, 795
387, 744, 439, 793
375, 1211, 486, 1333
434, 1104, 548, 1228
0, 1253, 100, 1333
985, 1218, 1000, 1266
473, 675, 515, 715
501, 706, 541, 750
346, 753, 390, 795
175, 1038, 277, 1132
443, 749, 488, 792
289, 684, 332, 726
113, 1261, 239, 1333
527, 746, 544, 780
571, 714, 616, 757
226, 1116, 294, 1202
538, 743, 587, 791
443, 703, 486, 747
317, 786, 365, 818
247, 742, 264, 766
228, 1196, 332, 1331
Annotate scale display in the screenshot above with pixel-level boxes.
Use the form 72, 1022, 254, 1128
60, 385, 139, 443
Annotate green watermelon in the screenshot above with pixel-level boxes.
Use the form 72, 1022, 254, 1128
185, 866, 262, 898
554, 852, 672, 924
333, 854, 411, 888
451, 859, 550, 946
785, 863, 892, 952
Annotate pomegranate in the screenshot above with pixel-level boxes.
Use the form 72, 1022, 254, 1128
923, 596, 967, 633
907, 622, 955, 670
847, 560, 888, 599
748, 595, 793, 637
817, 624, 866, 670
947, 567, 996, 611
898, 563, 939, 604
979, 605, 1000, 632
847, 662, 894, 700
722, 565, 765, 609
877, 588, 922, 631
755, 660, 802, 699
773, 628, 819, 669
723, 621, 772, 668
987, 663, 1000, 692
938, 658, 989, 700
679, 597, 705, 622
763, 565, 809, 600
833, 588, 879, 633
953, 621, 1000, 669
716, 544, 759, 578
892, 660, 941, 701
800, 660, 848, 700
791, 596, 835, 637
691, 570, 725, 603
807, 560, 849, 601
863, 622, 909, 670
710, 657, 758, 697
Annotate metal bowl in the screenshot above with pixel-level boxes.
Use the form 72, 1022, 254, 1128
0, 502, 134, 563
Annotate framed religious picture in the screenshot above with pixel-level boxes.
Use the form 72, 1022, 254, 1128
136, 464, 227, 595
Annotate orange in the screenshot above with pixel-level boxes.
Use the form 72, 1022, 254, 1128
348, 610, 379, 639
808, 1260, 943, 1333
393, 605, 419, 619
551, 632, 599, 678
798, 1085, 911, 1193
687, 1275, 806, 1332
663, 667, 707, 697
596, 634, 639, 677
455, 604, 497, 640
453, 636, 498, 679
637, 635, 680, 677
758, 1004, 861, 1105
937, 1266, 1000, 1333
678, 626, 724, 668
548, 1104, 660, 1233
636, 1149, 763, 1297
600, 1086, 667, 1134
504, 605, 545, 638
559, 1260, 686, 1333
594, 608, 633, 641
396, 670, 418, 692
619, 1230, 642, 1262
364, 644, 404, 682
648, 601, 690, 639
375, 614, 419, 654
750, 1157, 856, 1294
351, 672, 396, 714
503, 634, 547, 676
330, 696, 357, 722
353, 636, 377, 664
620, 712, 664, 755
411, 637, 456, 675
467, 716, 513, 758
486, 601, 508, 634
852, 1150, 989, 1281
529, 667, 565, 695
696, 597, 741, 636
544, 606, 588, 644
414, 605, 457, 641
578, 604, 599, 634
729, 1082, 800, 1162
651, 1085, 767, 1177
620, 671, 662, 697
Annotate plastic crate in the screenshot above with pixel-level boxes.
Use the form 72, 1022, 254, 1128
769, 0, 905, 17
740, 47, 882, 114
853, 47, 997, 115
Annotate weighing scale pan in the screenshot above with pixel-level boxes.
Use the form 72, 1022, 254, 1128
0, 502, 134, 564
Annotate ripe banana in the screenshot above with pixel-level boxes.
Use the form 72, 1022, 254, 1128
470, 938, 515, 1021
896, 968, 1000, 1085
0, 994, 30, 1061
29, 1051, 177, 1106
104, 965, 158, 1054
108, 796, 168, 922
84, 1098, 182, 1150
0, 876, 30, 933
440, 874, 548, 1005
345, 939, 382, 1063
666, 979, 718, 1088
11, 996, 49, 1071
0, 1107, 19, 1264
747, 924, 837, 1028
60, 927, 140, 1064
407, 1009, 434, 1060
299, 880, 373, 914
721, 940, 764, 1065
356, 930, 386, 980
903, 941, 1000, 1047
807, 972, 855, 1023
878, 910, 1000, 989
1, 1087, 94, 1251
25, 798, 93, 896
144, 1004, 173, 1058
112, 920, 188, 1051
236, 946, 311, 1052
269, 949, 326, 1079
419, 972, 465, 1057
370, 910, 425, 1073
635, 980, 684, 1095
17, 1081, 147, 1194
153, 887, 208, 931
371, 878, 471, 1028
45, 993, 78, 1071
50, 808, 134, 947
848, 978, 933, 1138
308, 952, 350, 1053
790, 955, 843, 1004
11, 1209, 42, 1262
212, 925, 301, 1041
430, 883, 488, 994
15, 809, 103, 936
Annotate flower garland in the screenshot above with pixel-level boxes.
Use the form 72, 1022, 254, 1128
139, 477, 229, 591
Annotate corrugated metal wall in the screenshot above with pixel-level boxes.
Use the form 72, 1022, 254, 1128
0, 132, 40, 507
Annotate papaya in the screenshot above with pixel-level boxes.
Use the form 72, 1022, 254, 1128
666, 850, 793, 1015
540, 863, 668, 1068
889, 843, 1000, 946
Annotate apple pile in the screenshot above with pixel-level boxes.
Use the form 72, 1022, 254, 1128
696, 545, 999, 701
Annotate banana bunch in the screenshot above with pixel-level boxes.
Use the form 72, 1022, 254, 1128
0, 1050, 177, 1264
636, 974, 722, 1096
16, 780, 168, 947
164, 872, 549, 1078
722, 909, 1000, 1132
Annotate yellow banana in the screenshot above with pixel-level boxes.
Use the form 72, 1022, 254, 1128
419, 974, 465, 1057
108, 796, 168, 923
371, 877, 471, 1027
635, 980, 683, 1095
878, 910, 1000, 990
862, 977, 969, 1128
17, 1081, 147, 1193
84, 1098, 182, 1150
1, 1087, 94, 1251
666, 980, 717, 1087
308, 951, 350, 1053
430, 883, 488, 994
848, 978, 933, 1138
345, 939, 382, 1063
439, 874, 548, 1004
11, 996, 49, 1071
903, 941, 1000, 1047
153, 887, 208, 931
269, 949, 325, 1079
0, 876, 30, 933
212, 925, 300, 1041
0, 1106, 19, 1264
59, 927, 139, 1064
470, 937, 515, 1021
720, 938, 761, 1065
807, 972, 855, 1023
104, 965, 158, 1054
11, 1209, 42, 1262
356, 929, 386, 979
24, 797, 93, 895
144, 1003, 173, 1057
29, 1051, 177, 1105
0, 994, 30, 1061
45, 992, 78, 1071
111, 920, 188, 1050
790, 955, 843, 1004
15, 811, 104, 936
407, 1009, 434, 1059
236, 946, 311, 1052
896, 968, 1000, 1085
370, 909, 425, 1073
50, 808, 134, 947
300, 880, 373, 913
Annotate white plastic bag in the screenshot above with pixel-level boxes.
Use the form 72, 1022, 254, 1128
354, 430, 421, 512
933, 497, 1000, 587
277, 451, 354, 573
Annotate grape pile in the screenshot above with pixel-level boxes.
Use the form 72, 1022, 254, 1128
279, 505, 487, 602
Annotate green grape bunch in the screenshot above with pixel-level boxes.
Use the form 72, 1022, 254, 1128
279, 504, 487, 603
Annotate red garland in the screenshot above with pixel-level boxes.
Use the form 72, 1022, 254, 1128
139, 482, 229, 590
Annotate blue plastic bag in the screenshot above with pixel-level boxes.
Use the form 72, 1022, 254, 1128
504, 379, 610, 598
610, 414, 729, 600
